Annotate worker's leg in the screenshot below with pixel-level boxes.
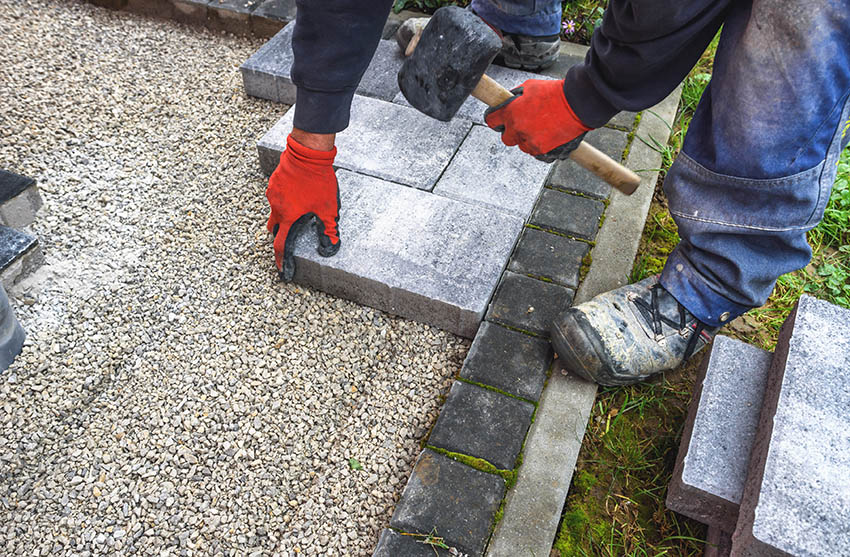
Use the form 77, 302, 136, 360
469, 0, 562, 70
551, 0, 850, 386
661, 0, 850, 328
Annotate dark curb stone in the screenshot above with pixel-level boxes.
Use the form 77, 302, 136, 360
530, 189, 604, 240
460, 321, 552, 402
373, 529, 447, 556
705, 526, 733, 557
0, 170, 34, 204
250, 0, 294, 37
0, 226, 37, 273
390, 449, 505, 556
508, 226, 588, 288
607, 110, 638, 130
486, 271, 574, 337
428, 381, 535, 470
546, 128, 629, 200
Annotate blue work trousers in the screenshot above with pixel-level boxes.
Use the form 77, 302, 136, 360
469, 0, 562, 35
660, 0, 850, 327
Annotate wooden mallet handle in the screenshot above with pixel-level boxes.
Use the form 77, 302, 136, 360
472, 74, 640, 195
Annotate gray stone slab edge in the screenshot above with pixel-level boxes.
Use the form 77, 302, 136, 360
485, 85, 682, 557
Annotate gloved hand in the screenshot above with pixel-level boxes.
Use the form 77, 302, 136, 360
266, 134, 341, 281
484, 79, 593, 163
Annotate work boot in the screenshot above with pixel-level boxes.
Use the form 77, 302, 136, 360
550, 276, 717, 386
495, 32, 560, 71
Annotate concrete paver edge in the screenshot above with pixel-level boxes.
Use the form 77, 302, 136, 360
485, 85, 683, 557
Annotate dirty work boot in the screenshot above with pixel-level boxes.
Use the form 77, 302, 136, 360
496, 32, 560, 71
549, 276, 717, 386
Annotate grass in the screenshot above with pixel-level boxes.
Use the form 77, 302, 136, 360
553, 27, 850, 557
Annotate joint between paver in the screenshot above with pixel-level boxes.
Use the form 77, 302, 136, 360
454, 376, 538, 407
543, 184, 612, 205
425, 445, 515, 482
524, 223, 598, 246
483, 318, 544, 339
620, 111, 644, 163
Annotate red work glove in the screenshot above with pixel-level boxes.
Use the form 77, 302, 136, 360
484, 79, 593, 162
266, 134, 341, 281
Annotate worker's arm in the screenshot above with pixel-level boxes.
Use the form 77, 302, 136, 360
486, 0, 731, 157
267, 0, 393, 280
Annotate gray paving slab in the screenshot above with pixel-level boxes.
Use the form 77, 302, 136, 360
258, 96, 472, 190
531, 188, 604, 240
460, 321, 552, 402
242, 28, 404, 103
486, 87, 682, 557
666, 335, 772, 533
486, 271, 573, 337
428, 381, 535, 470
240, 22, 294, 104
290, 170, 523, 339
390, 449, 505, 557
733, 295, 850, 557
393, 63, 557, 125
507, 226, 588, 288
432, 125, 552, 219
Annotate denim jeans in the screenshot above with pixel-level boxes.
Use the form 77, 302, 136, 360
469, 0, 562, 36
659, 0, 850, 327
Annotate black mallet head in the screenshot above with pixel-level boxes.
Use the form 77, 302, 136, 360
398, 6, 502, 122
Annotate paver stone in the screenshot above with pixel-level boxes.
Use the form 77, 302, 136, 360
258, 96, 472, 190
486, 271, 573, 336
733, 295, 850, 556
507, 226, 588, 288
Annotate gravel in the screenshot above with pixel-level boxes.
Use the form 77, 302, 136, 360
0, 1, 468, 555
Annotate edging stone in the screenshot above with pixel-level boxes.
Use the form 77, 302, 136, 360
485, 271, 574, 337
427, 381, 535, 470
389, 449, 505, 557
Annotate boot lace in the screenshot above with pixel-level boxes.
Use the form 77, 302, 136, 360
633, 283, 709, 362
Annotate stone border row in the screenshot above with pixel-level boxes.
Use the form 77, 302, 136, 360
374, 87, 681, 556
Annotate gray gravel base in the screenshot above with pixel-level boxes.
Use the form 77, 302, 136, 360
0, 1, 467, 555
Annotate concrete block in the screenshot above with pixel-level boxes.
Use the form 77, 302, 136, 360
607, 111, 638, 130
172, 0, 210, 25
460, 321, 552, 402
289, 170, 523, 338
486, 271, 573, 336
0, 170, 42, 229
733, 295, 850, 556
393, 63, 557, 125
390, 449, 505, 556
507, 227, 588, 288
0, 284, 25, 373
241, 23, 294, 103
258, 96, 472, 190
530, 189, 604, 240
428, 381, 535, 470
666, 335, 772, 533
241, 28, 405, 103
0, 226, 42, 291
545, 128, 627, 200
433, 125, 552, 219
372, 529, 444, 557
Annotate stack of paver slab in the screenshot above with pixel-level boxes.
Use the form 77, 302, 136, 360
0, 169, 43, 291
0, 169, 43, 371
667, 295, 850, 556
